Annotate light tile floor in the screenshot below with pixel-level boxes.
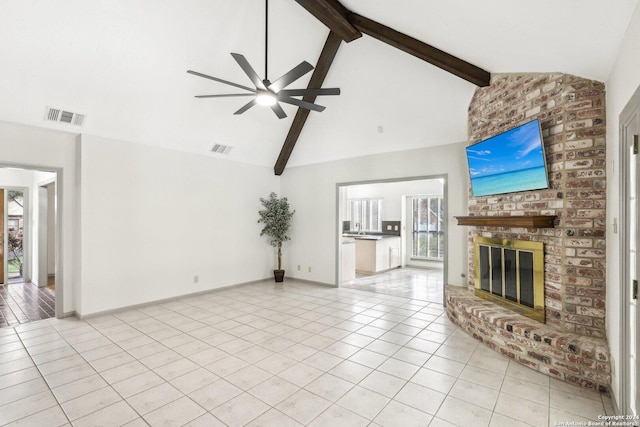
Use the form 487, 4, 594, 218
344, 267, 444, 304
0, 279, 614, 426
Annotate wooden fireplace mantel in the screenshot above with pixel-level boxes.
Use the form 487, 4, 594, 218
454, 215, 557, 228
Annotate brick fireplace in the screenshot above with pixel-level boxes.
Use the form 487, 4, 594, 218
446, 73, 611, 391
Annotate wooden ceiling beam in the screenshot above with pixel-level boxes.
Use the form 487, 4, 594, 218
274, 31, 343, 176
348, 12, 491, 87
293, 0, 362, 42
274, 3, 491, 175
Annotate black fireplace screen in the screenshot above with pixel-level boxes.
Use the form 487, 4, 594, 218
474, 237, 544, 322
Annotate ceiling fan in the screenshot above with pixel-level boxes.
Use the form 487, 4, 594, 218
187, 0, 340, 119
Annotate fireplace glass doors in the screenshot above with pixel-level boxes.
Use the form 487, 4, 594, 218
474, 237, 545, 322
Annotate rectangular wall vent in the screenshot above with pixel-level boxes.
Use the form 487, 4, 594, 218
44, 106, 85, 127
211, 144, 232, 154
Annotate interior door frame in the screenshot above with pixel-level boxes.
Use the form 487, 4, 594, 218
335, 174, 449, 306
0, 163, 63, 319
1, 188, 4, 286
619, 84, 640, 416
34, 177, 58, 290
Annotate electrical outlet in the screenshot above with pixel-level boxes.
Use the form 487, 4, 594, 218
193, 275, 199, 284
297, 265, 301, 271
308, 266, 312, 273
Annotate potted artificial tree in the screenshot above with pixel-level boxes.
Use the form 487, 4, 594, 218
258, 192, 295, 282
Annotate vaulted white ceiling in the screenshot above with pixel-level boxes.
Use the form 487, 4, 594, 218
0, 0, 636, 169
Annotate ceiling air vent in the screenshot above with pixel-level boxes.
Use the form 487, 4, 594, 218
211, 144, 232, 154
44, 106, 85, 127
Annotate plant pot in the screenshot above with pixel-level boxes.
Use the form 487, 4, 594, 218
274, 270, 285, 282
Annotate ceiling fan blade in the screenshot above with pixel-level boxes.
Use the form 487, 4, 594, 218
270, 103, 287, 119
231, 53, 266, 90
268, 61, 314, 93
187, 70, 255, 93
234, 99, 257, 115
195, 94, 256, 98
278, 95, 326, 112
279, 88, 340, 97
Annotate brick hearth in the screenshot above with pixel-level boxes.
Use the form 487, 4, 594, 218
446, 286, 610, 391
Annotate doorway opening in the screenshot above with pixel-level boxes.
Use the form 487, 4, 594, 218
336, 175, 447, 304
0, 168, 58, 327
620, 87, 640, 417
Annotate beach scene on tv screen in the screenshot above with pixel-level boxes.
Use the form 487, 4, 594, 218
467, 120, 548, 197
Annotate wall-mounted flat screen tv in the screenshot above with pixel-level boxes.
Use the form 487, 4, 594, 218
466, 119, 549, 197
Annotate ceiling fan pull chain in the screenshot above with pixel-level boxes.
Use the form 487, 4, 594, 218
265, 0, 268, 81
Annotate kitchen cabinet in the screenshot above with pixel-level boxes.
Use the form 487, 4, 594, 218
355, 236, 401, 274
342, 239, 356, 281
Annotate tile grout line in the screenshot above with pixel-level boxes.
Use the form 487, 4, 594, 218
9, 320, 73, 426
1, 278, 612, 427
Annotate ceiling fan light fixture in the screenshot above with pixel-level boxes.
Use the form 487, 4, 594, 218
256, 91, 277, 106
187, 0, 339, 118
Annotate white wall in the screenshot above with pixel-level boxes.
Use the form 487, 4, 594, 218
280, 142, 469, 286
78, 135, 280, 315
605, 0, 640, 411
0, 169, 36, 186
0, 121, 283, 316
0, 121, 77, 314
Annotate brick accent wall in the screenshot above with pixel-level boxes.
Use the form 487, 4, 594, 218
450, 73, 611, 390
466, 73, 606, 337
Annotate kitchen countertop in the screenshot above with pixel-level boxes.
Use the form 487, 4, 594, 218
342, 233, 400, 240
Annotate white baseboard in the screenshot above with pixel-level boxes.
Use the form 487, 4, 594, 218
77, 277, 273, 320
